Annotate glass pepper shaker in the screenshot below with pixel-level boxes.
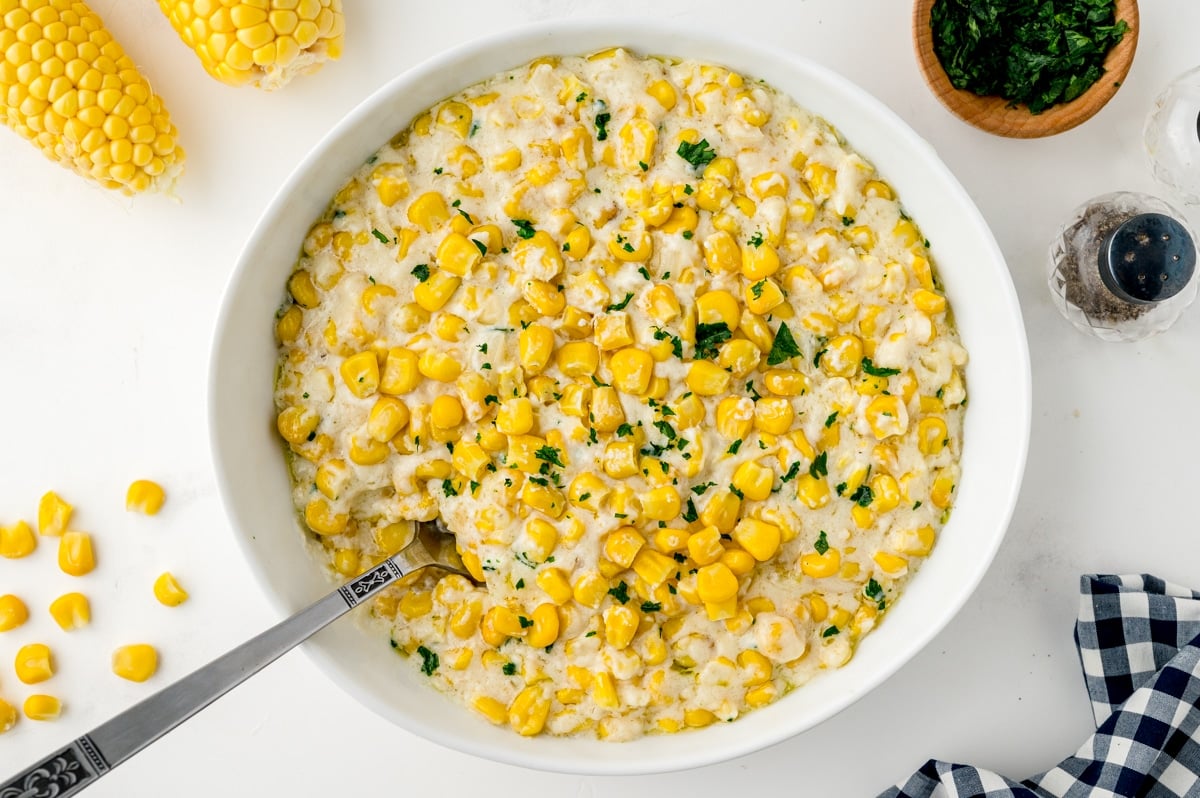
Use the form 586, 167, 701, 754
1047, 191, 1197, 342
1145, 66, 1200, 204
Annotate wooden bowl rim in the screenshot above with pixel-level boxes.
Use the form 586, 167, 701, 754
912, 0, 1140, 138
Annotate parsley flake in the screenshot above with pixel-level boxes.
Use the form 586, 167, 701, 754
606, 292, 634, 312
809, 452, 828, 479
814, 531, 829, 554
410, 264, 430, 282
694, 321, 732, 360
766, 322, 801, 366
861, 357, 901, 377
676, 138, 717, 168
607, 581, 630, 604
511, 219, 536, 239
417, 645, 439, 676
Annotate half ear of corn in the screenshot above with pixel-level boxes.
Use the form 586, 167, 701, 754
157, 0, 344, 90
0, 0, 184, 194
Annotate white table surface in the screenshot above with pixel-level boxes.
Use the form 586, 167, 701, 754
3, 0, 1200, 794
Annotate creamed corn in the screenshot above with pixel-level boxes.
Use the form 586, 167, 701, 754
273, 50, 967, 741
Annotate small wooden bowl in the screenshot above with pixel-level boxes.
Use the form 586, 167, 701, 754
913, 0, 1139, 138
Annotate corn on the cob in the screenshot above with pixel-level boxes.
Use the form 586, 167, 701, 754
157, 0, 344, 90
0, 0, 184, 193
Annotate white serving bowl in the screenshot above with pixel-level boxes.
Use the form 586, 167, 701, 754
209, 19, 1030, 775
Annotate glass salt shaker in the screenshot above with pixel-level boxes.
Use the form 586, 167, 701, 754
1145, 66, 1200, 204
1047, 191, 1197, 342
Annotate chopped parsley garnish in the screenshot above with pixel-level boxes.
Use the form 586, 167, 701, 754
750, 280, 766, 299
576, 91, 587, 102
518, 615, 534, 629
410, 264, 430, 282
502, 662, 517, 675
748, 231, 764, 248
616, 423, 634, 437
766, 322, 801, 366
728, 485, 744, 500
606, 292, 634, 312
638, 160, 649, 171
588, 428, 598, 444
578, 492, 591, 502
681, 230, 693, 240
836, 482, 848, 496
842, 216, 855, 227
913, 501, 923, 510
676, 138, 717, 168
653, 420, 676, 441
483, 394, 499, 405
471, 238, 488, 257
864, 578, 885, 609
694, 321, 731, 360
727, 439, 742, 455
417, 645, 439, 676
585, 631, 597, 638
809, 451, 828, 479
478, 343, 488, 353
691, 482, 716, 495
825, 411, 839, 428
456, 208, 474, 223
442, 479, 458, 497
511, 219, 536, 239
814, 530, 829, 555
822, 626, 840, 638
682, 499, 699, 523
813, 347, 828, 368
780, 461, 801, 482
638, 266, 651, 280
849, 484, 874, 507
534, 445, 565, 468
861, 357, 901, 377
607, 581, 630, 604
653, 328, 683, 358
595, 111, 611, 140
745, 380, 762, 401
640, 601, 662, 613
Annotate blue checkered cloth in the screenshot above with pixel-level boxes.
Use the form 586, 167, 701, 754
881, 575, 1200, 798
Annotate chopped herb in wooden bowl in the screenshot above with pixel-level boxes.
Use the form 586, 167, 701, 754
932, 0, 1128, 113
912, 0, 1139, 137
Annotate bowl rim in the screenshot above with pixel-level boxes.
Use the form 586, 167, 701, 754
209, 16, 1032, 774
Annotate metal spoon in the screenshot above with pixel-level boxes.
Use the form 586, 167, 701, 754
1, 521, 469, 797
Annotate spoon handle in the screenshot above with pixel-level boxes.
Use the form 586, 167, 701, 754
0, 557, 411, 796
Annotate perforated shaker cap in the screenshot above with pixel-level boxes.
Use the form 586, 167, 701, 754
1098, 213, 1197, 304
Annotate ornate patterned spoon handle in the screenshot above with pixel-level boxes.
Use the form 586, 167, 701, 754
0, 547, 429, 798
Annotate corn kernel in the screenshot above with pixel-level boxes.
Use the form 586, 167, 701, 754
687, 361, 731, 396
126, 479, 165, 515
23, 695, 60, 722
0, 521, 36, 558
557, 341, 599, 377
733, 518, 781, 561
153, 572, 188, 607
696, 562, 739, 603
800, 548, 840, 578
610, 347, 654, 394
340, 351, 380, 398
37, 491, 73, 537
58, 531, 95, 576
15, 643, 53, 684
603, 604, 639, 649
0, 595, 29, 632
731, 461, 774, 502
